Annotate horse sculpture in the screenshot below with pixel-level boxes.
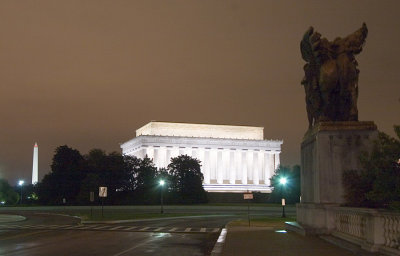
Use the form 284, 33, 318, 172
300, 23, 368, 129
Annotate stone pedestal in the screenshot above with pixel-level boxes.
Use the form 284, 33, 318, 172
296, 121, 378, 234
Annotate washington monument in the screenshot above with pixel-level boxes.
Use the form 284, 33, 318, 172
32, 142, 38, 184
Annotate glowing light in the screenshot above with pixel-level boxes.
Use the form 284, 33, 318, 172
159, 180, 165, 186
18, 180, 24, 186
279, 177, 287, 185
275, 230, 287, 233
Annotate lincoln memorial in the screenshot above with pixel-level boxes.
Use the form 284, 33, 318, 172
120, 121, 283, 193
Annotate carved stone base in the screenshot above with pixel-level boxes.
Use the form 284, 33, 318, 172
297, 121, 378, 234
301, 121, 378, 205
295, 203, 338, 235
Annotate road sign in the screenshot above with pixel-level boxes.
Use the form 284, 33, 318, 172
90, 192, 94, 202
243, 193, 253, 200
99, 187, 107, 197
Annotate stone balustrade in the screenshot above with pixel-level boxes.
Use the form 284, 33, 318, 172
331, 207, 400, 256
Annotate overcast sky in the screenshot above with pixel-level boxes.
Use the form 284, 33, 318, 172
1, 0, 399, 185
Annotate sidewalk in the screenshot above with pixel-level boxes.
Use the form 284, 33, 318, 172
217, 222, 374, 256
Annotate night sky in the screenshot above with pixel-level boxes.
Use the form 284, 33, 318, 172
1, 1, 399, 185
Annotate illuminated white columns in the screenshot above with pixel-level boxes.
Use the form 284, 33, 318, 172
241, 151, 247, 184
210, 148, 218, 181
217, 150, 223, 184
253, 151, 259, 185
229, 150, 236, 184
264, 152, 274, 185
171, 147, 179, 159
146, 146, 154, 160
204, 149, 211, 184
234, 150, 242, 182
247, 151, 254, 184
274, 152, 280, 169
166, 147, 172, 166
257, 151, 264, 184
222, 149, 230, 182
185, 147, 192, 157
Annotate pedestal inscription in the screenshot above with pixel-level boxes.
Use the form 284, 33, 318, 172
297, 121, 378, 233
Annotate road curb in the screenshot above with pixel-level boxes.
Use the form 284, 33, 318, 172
210, 227, 227, 256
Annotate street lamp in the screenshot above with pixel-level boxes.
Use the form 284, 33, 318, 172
18, 180, 25, 205
159, 180, 165, 214
279, 177, 287, 218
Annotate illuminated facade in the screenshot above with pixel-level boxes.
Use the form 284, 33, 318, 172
120, 122, 283, 193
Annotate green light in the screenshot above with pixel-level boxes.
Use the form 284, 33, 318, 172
279, 177, 287, 185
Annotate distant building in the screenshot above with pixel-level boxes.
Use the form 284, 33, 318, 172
120, 122, 283, 193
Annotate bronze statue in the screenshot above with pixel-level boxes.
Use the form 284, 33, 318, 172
300, 23, 368, 128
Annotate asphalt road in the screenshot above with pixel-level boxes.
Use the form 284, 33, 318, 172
0, 206, 296, 255
0, 212, 233, 256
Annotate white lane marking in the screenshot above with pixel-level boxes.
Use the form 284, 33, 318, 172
211, 228, 227, 255
109, 226, 125, 230
184, 228, 191, 232
92, 225, 111, 230
75, 225, 88, 229
168, 228, 177, 232
200, 228, 206, 232
212, 228, 220, 232
217, 228, 227, 243
84, 225, 101, 229
123, 226, 138, 230
154, 227, 164, 231
63, 225, 76, 229
56, 225, 73, 229
139, 227, 150, 231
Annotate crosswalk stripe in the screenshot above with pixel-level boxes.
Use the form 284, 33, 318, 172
92, 225, 110, 230
109, 226, 124, 230
123, 226, 138, 231
75, 226, 88, 229
63, 225, 76, 229
85, 225, 101, 229
0, 224, 219, 233
57, 225, 73, 229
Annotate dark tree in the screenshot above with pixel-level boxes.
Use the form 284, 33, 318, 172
82, 150, 136, 204
122, 155, 142, 192
0, 179, 19, 205
168, 155, 207, 204
269, 165, 301, 204
343, 125, 400, 208
37, 145, 85, 205
131, 156, 158, 204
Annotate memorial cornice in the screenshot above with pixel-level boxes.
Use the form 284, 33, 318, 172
121, 135, 282, 152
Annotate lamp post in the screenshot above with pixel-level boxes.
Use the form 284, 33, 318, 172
18, 180, 25, 205
279, 177, 287, 218
159, 180, 165, 214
